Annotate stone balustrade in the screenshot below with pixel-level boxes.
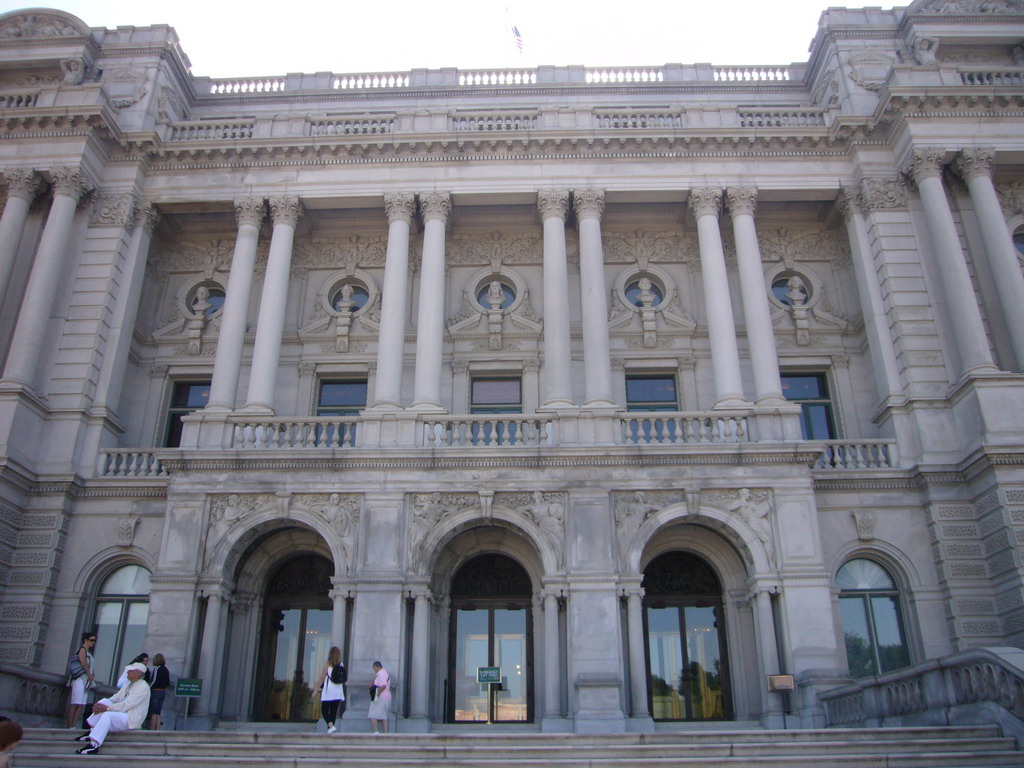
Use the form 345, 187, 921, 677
423, 415, 555, 447
713, 65, 791, 82
738, 108, 827, 128
593, 109, 684, 129
820, 647, 1024, 741
97, 450, 166, 477
0, 91, 39, 108
310, 115, 395, 136
620, 412, 749, 445
585, 68, 664, 83
450, 111, 539, 132
960, 69, 1024, 86
814, 440, 897, 470
169, 120, 255, 141
231, 417, 360, 448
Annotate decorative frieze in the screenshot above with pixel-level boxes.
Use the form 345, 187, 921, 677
859, 177, 909, 211
89, 193, 138, 232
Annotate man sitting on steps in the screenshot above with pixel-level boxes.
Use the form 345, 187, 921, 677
74, 662, 150, 755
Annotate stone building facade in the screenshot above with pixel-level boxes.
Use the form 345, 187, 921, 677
1, 1, 1024, 733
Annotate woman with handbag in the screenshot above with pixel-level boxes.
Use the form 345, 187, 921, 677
65, 633, 96, 728
315, 646, 346, 734
367, 661, 390, 734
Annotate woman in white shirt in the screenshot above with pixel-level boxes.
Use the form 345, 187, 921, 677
315, 646, 346, 734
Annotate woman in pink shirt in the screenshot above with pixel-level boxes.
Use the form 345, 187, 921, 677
367, 661, 391, 734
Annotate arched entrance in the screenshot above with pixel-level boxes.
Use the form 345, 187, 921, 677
446, 553, 534, 723
642, 551, 732, 720
253, 554, 333, 721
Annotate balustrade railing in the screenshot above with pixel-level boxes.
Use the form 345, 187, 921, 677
207, 77, 286, 94
97, 450, 166, 478
738, 108, 826, 128
960, 69, 1024, 86
594, 109, 683, 129
815, 440, 897, 469
423, 415, 554, 447
169, 120, 255, 141
310, 116, 395, 136
0, 91, 39, 108
333, 73, 410, 89
450, 112, 539, 132
821, 647, 1024, 730
231, 418, 359, 449
457, 70, 537, 86
714, 65, 791, 82
585, 67, 665, 83
620, 412, 749, 445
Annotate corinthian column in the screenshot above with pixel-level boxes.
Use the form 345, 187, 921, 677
371, 193, 416, 409
243, 197, 302, 412
574, 190, 614, 406
411, 192, 450, 411
409, 591, 432, 719
538, 191, 574, 408
2, 167, 92, 387
689, 188, 746, 406
207, 198, 265, 410
0, 169, 44, 309
952, 148, 1024, 370
726, 188, 784, 404
904, 149, 995, 376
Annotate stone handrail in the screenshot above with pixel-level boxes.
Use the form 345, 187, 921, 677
814, 440, 897, 469
169, 119, 255, 141
231, 417, 360, 448
738, 108, 826, 128
333, 72, 411, 89
450, 111, 539, 132
821, 647, 1024, 733
620, 412, 750, 445
594, 108, 684, 129
97, 450, 167, 477
960, 69, 1024, 86
207, 77, 286, 94
714, 65, 792, 82
585, 67, 665, 83
0, 91, 39, 108
457, 70, 538, 86
310, 115, 395, 136
423, 415, 555, 447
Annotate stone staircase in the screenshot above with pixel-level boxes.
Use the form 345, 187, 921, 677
13, 725, 1022, 767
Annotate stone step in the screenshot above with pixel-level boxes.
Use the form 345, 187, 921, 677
14, 726, 1021, 768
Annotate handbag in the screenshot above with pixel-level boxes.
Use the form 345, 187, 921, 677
368, 683, 376, 701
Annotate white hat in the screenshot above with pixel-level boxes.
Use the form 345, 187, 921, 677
126, 662, 147, 674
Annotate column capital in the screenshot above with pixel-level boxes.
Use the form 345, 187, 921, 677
902, 148, 946, 185
537, 190, 570, 221
49, 167, 92, 201
858, 176, 908, 211
2, 169, 44, 202
419, 191, 451, 223
233, 197, 266, 228
726, 187, 758, 217
952, 148, 995, 183
384, 192, 416, 224
572, 189, 604, 220
269, 196, 303, 227
139, 200, 162, 234
688, 187, 722, 219
836, 186, 861, 219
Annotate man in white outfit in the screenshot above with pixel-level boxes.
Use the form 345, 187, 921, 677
74, 662, 150, 755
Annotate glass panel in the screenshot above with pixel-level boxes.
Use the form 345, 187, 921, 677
837, 559, 896, 591
493, 609, 528, 722
170, 382, 212, 409
116, 602, 149, 680
646, 606, 684, 720
266, 609, 301, 721
781, 374, 827, 400
802, 403, 835, 439
683, 606, 725, 719
101, 565, 152, 595
299, 609, 334, 720
318, 381, 368, 412
626, 376, 677, 411
840, 596, 876, 678
471, 379, 521, 407
1014, 232, 1024, 256
453, 609, 490, 722
871, 596, 910, 673
92, 602, 123, 686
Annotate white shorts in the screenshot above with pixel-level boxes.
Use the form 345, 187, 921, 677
69, 676, 90, 706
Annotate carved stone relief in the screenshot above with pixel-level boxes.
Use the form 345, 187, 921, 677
704, 488, 776, 567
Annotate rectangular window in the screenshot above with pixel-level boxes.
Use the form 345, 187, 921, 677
164, 381, 211, 447
316, 380, 368, 416
470, 378, 522, 414
781, 373, 836, 439
626, 375, 678, 412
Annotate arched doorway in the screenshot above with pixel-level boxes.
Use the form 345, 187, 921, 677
446, 553, 534, 723
642, 551, 732, 720
253, 554, 333, 721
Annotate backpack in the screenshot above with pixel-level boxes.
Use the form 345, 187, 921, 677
66, 653, 86, 679
330, 663, 346, 685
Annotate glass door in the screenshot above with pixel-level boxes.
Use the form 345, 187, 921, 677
450, 606, 529, 722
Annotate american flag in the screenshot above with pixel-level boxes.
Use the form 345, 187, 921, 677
512, 25, 523, 54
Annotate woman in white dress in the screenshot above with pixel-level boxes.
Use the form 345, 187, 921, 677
367, 661, 391, 734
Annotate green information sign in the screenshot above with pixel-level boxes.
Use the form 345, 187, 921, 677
175, 678, 203, 697
476, 666, 501, 684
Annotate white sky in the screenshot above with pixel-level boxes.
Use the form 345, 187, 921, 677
0, 1, 897, 78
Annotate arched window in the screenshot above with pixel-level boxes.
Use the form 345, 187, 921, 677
836, 558, 910, 678
90, 565, 151, 686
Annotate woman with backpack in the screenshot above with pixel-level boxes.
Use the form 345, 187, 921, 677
315, 646, 346, 734
65, 632, 96, 728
